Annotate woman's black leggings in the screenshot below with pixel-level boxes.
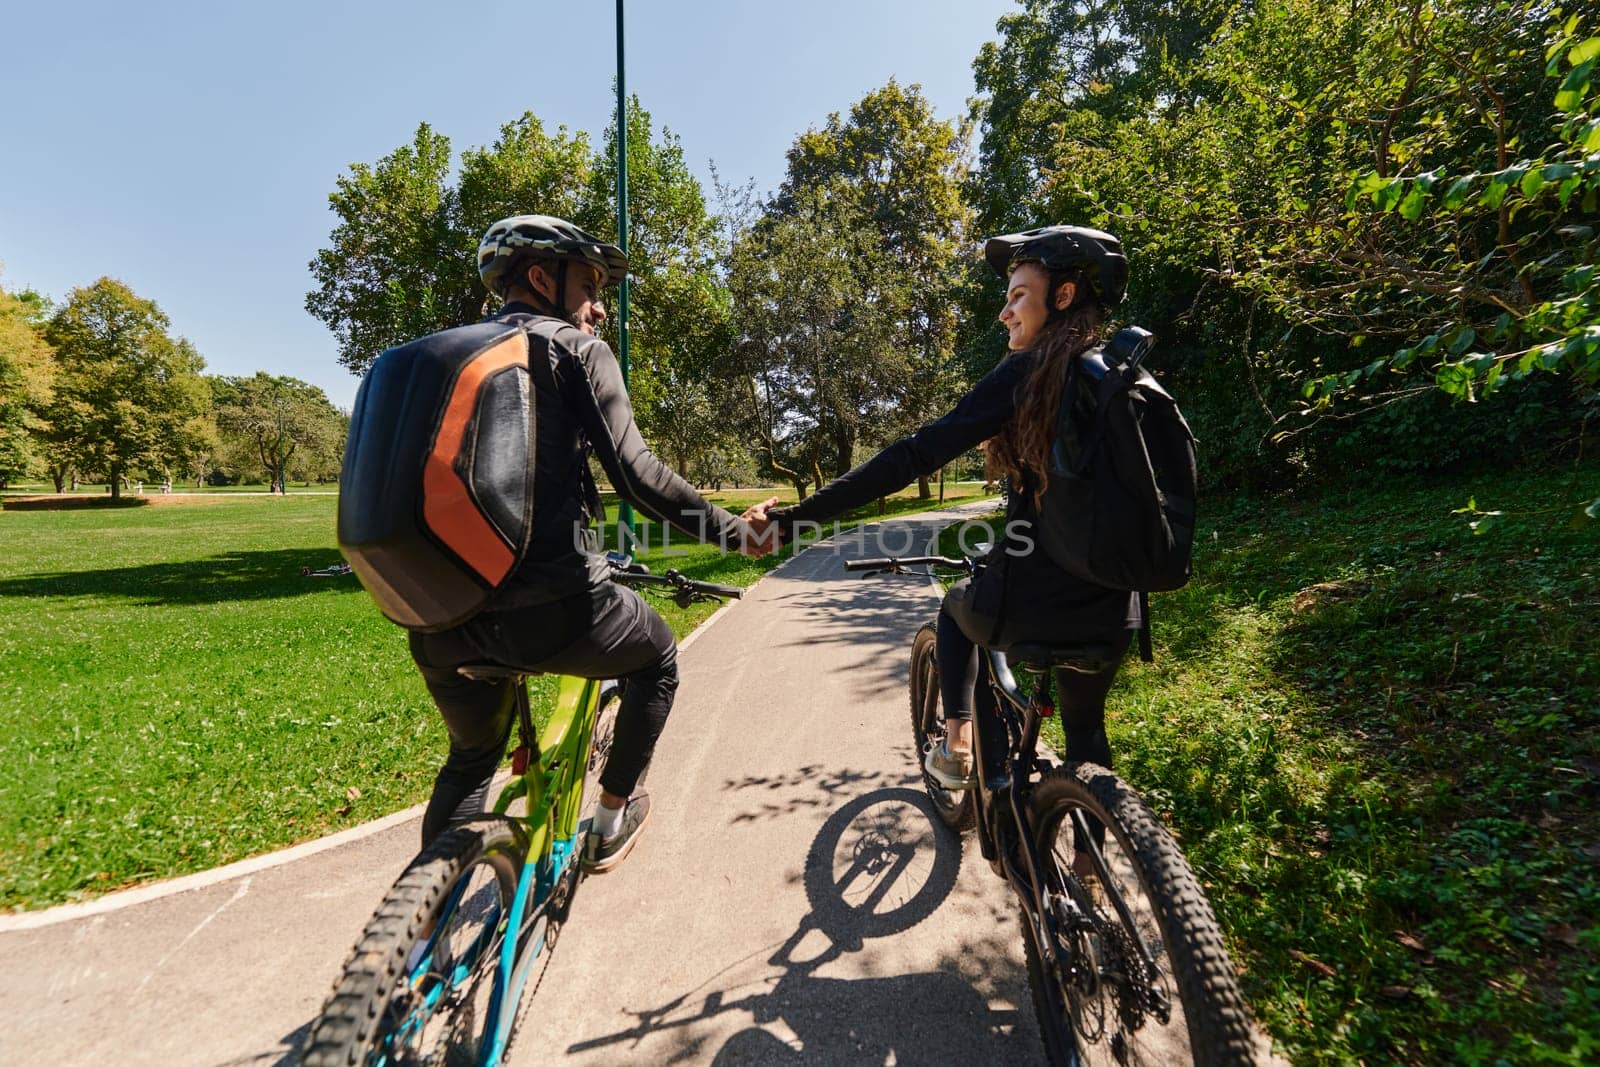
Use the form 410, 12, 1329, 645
937, 581, 1131, 769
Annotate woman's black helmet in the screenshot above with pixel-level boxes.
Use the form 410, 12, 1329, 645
984, 225, 1127, 306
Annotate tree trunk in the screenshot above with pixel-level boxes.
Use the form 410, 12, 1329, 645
51, 463, 68, 493
792, 478, 809, 501
109, 467, 122, 500
917, 474, 931, 499
833, 427, 853, 479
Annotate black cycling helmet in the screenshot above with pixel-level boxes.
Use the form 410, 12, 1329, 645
477, 214, 628, 299
984, 225, 1127, 307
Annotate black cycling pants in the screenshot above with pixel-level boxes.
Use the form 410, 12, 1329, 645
407, 581, 678, 847
938, 577, 1131, 769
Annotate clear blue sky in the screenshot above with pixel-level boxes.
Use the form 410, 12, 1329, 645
0, 0, 1017, 409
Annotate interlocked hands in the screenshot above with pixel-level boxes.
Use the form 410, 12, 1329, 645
738, 496, 783, 558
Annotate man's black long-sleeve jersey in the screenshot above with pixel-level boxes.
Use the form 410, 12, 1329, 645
491, 304, 751, 607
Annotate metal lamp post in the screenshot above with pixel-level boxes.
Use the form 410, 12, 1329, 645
614, 0, 635, 542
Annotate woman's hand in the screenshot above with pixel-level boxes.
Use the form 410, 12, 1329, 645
739, 497, 782, 557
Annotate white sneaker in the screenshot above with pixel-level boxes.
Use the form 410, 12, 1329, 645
924, 742, 976, 790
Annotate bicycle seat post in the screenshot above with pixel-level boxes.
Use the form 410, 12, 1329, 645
454, 662, 543, 774
975, 653, 1013, 791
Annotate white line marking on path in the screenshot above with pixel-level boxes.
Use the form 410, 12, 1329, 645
135, 876, 251, 992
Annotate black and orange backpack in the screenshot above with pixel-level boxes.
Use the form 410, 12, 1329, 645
337, 313, 562, 631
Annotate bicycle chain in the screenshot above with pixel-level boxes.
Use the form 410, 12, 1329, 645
1099, 911, 1167, 1025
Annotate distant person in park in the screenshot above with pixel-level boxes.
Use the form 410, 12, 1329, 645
759, 226, 1139, 797
406, 215, 775, 872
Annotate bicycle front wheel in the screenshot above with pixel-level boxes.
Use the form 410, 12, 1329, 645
909, 623, 974, 831
1023, 764, 1257, 1066
305, 819, 523, 1067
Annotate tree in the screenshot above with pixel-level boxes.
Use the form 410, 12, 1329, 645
307, 117, 597, 375
730, 83, 971, 493
306, 103, 736, 475
1306, 18, 1600, 411
180, 411, 224, 488
579, 96, 735, 467
966, 0, 1594, 487
41, 278, 209, 499
213, 373, 345, 492
729, 179, 910, 494
0, 279, 55, 487
305, 124, 463, 374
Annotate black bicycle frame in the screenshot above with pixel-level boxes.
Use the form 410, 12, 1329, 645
844, 552, 1159, 978
968, 647, 1076, 952
970, 647, 1163, 984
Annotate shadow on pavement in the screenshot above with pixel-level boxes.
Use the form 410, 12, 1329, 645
213, 1018, 311, 1066
719, 761, 922, 825
758, 520, 952, 704
566, 787, 1039, 1064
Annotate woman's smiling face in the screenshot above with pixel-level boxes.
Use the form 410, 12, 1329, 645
998, 262, 1075, 350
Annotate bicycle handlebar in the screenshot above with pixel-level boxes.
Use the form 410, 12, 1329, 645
610, 561, 743, 602
845, 555, 968, 573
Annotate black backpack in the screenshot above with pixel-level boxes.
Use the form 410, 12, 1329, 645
1034, 326, 1198, 637
337, 313, 564, 632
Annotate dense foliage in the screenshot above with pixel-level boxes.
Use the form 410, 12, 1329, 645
967, 1, 1598, 494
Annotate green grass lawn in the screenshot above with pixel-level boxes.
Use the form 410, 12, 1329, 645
0, 483, 989, 912
939, 461, 1599, 1064
2, 481, 338, 495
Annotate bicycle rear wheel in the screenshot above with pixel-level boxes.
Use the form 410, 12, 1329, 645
578, 682, 621, 829
1022, 764, 1257, 1066
909, 623, 975, 831
305, 819, 522, 1067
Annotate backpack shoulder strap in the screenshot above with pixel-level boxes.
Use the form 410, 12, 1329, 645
494, 312, 565, 393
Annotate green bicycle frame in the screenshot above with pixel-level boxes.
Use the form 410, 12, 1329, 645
491, 673, 605, 846
476, 672, 606, 1065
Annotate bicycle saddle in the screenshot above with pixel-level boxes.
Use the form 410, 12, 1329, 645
455, 661, 542, 682
1006, 642, 1121, 675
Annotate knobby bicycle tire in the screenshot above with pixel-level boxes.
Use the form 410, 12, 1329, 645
305, 819, 522, 1067
1023, 764, 1259, 1066
909, 623, 975, 831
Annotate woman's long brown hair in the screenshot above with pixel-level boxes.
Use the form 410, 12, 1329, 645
986, 270, 1107, 506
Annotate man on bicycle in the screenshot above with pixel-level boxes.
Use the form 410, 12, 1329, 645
406, 215, 774, 872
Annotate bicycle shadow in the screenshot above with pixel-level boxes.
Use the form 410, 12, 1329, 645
565, 787, 1041, 1064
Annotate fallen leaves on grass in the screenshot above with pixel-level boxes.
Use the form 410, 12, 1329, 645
1289, 949, 1337, 978
1396, 930, 1436, 965
1291, 580, 1371, 614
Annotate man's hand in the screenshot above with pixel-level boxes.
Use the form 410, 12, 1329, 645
739, 496, 782, 558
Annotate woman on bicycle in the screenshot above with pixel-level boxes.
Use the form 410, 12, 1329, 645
764, 225, 1140, 791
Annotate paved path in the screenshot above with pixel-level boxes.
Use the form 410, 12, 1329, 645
1, 502, 1046, 1065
